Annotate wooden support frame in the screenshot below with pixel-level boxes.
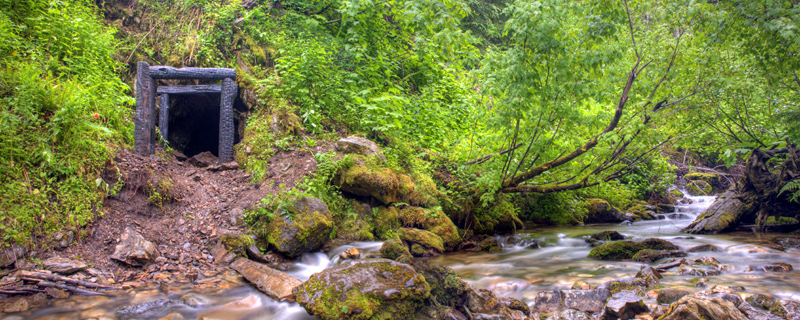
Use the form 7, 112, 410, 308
134, 63, 237, 164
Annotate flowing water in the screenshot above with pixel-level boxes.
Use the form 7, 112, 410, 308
3, 192, 799, 319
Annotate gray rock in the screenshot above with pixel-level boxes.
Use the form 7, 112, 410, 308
0, 244, 27, 268
335, 136, 385, 160
231, 257, 301, 299
660, 296, 747, 320
42, 257, 87, 275
769, 300, 800, 320
746, 293, 775, 310
549, 309, 594, 320
658, 288, 691, 305
110, 227, 159, 266
738, 301, 782, 320
178, 293, 209, 307
602, 290, 649, 320
687, 244, 722, 252
187, 151, 218, 168
683, 189, 754, 234
229, 207, 244, 225
54, 231, 74, 248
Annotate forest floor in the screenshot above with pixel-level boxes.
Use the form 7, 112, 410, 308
33, 143, 331, 287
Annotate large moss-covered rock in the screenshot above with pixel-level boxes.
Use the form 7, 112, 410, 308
685, 172, 721, 186
397, 206, 461, 250
683, 190, 755, 234
264, 196, 334, 258
380, 238, 412, 263
399, 228, 444, 255
588, 238, 679, 260
686, 180, 713, 196
583, 198, 626, 224
333, 157, 439, 207
292, 258, 430, 320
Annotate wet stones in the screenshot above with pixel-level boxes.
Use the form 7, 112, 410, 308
230, 258, 301, 299
762, 262, 793, 272
601, 290, 648, 320
531, 289, 612, 315
632, 249, 687, 263
42, 257, 87, 275
659, 296, 747, 320
746, 294, 775, 310
110, 227, 159, 266
339, 247, 361, 260
116, 299, 187, 320
769, 300, 800, 319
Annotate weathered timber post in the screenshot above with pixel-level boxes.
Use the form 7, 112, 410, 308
158, 94, 169, 146
134, 61, 152, 156
218, 78, 237, 164
148, 75, 156, 155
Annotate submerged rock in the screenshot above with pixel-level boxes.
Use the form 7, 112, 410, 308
263, 196, 334, 258
531, 289, 611, 315
231, 258, 301, 299
110, 227, 159, 266
590, 230, 625, 241
632, 249, 687, 263
292, 258, 430, 320
683, 190, 755, 234
687, 244, 722, 252
116, 299, 186, 320
42, 257, 87, 275
588, 238, 679, 261
584, 199, 626, 224
762, 263, 793, 272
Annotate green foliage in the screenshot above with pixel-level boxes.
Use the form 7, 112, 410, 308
515, 192, 584, 226
298, 152, 359, 221
779, 179, 800, 204
0, 0, 132, 246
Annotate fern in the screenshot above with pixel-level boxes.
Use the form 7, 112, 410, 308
779, 179, 800, 204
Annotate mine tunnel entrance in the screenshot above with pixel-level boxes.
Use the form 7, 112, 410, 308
165, 93, 242, 158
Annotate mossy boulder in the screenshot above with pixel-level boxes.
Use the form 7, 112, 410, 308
380, 238, 412, 263
338, 219, 375, 241
685, 172, 721, 186
583, 198, 626, 224
683, 190, 756, 234
399, 227, 444, 255
632, 249, 687, 263
263, 196, 334, 258
669, 189, 685, 199
333, 157, 439, 207
686, 180, 713, 196
411, 261, 470, 307
588, 238, 680, 260
397, 206, 461, 250
372, 206, 401, 240
293, 258, 430, 320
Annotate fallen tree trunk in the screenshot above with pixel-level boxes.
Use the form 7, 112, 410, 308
684, 145, 800, 234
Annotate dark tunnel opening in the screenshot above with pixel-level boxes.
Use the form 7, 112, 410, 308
166, 93, 241, 158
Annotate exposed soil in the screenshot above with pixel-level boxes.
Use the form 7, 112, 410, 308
30, 142, 332, 287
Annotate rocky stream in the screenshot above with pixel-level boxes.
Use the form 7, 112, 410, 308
2, 190, 799, 319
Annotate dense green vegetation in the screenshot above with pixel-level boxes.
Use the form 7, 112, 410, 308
1, 0, 798, 247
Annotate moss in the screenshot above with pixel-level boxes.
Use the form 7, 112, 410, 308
220, 233, 254, 254
479, 238, 503, 253
263, 196, 334, 257
686, 180, 713, 195
372, 206, 401, 240
380, 238, 411, 261
632, 249, 684, 263
669, 189, 685, 199
338, 219, 375, 241
410, 244, 427, 256
588, 238, 679, 260
411, 261, 469, 307
684, 172, 721, 186
333, 156, 439, 207
397, 206, 462, 250
399, 228, 444, 253
294, 259, 430, 320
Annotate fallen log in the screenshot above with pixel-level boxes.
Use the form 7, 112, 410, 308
36, 280, 108, 296
19, 270, 121, 290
